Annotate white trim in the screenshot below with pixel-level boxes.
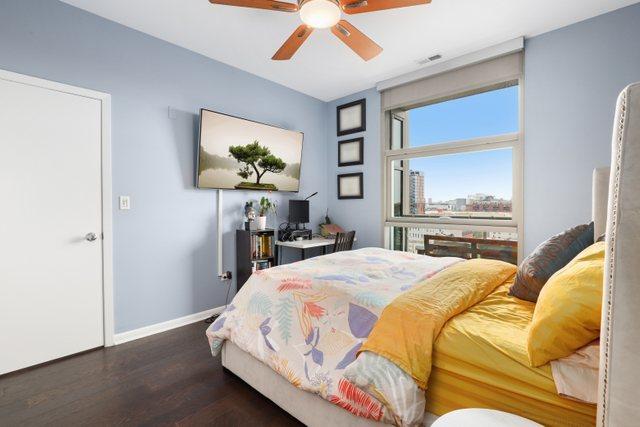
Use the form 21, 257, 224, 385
376, 38, 524, 92
0, 69, 111, 101
380, 108, 388, 249
386, 217, 518, 228
384, 133, 519, 159
114, 306, 225, 345
101, 91, 115, 346
384, 220, 517, 234
516, 75, 525, 262
0, 69, 115, 346
217, 189, 224, 277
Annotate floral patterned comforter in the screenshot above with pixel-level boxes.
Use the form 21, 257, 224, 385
206, 247, 461, 424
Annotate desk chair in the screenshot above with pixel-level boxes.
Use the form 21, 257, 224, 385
334, 231, 355, 253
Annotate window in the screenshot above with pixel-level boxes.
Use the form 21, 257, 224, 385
391, 148, 513, 220
406, 85, 519, 147
384, 82, 522, 263
391, 114, 404, 150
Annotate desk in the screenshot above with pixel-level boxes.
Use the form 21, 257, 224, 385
276, 237, 356, 263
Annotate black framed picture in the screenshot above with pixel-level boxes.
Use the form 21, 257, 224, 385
338, 137, 364, 167
337, 98, 366, 136
337, 173, 364, 199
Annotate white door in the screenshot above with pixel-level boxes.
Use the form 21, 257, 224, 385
0, 76, 104, 375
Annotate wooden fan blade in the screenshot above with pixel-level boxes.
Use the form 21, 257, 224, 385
209, 0, 298, 13
340, 0, 430, 14
331, 20, 382, 61
272, 25, 314, 60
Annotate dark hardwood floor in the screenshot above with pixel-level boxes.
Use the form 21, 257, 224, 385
0, 322, 303, 426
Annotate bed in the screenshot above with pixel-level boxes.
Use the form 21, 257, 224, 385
207, 83, 640, 427
209, 248, 461, 425
218, 280, 595, 427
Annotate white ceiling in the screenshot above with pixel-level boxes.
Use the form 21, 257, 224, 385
61, 0, 638, 101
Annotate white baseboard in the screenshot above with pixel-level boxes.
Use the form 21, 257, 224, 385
113, 306, 225, 345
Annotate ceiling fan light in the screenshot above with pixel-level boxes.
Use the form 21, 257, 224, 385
299, 0, 341, 29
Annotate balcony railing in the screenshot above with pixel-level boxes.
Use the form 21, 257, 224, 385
419, 234, 517, 265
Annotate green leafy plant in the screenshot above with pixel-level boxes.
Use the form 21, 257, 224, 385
259, 196, 277, 217
228, 141, 286, 190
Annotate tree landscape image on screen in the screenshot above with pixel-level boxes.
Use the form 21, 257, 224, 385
228, 141, 286, 190
197, 110, 303, 192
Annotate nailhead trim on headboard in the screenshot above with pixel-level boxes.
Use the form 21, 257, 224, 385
600, 89, 626, 426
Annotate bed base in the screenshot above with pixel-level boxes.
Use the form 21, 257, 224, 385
222, 341, 437, 426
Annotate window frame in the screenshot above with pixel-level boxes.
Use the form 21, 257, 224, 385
380, 79, 524, 262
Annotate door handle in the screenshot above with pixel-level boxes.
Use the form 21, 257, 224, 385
85, 232, 98, 242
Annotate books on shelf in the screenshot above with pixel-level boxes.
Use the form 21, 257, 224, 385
237, 229, 276, 290
250, 233, 273, 260
251, 260, 272, 273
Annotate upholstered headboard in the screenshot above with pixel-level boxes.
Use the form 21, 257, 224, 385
592, 167, 610, 240
597, 82, 640, 426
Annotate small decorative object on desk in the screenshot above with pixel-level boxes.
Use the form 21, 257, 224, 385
320, 223, 345, 239
244, 201, 256, 231
258, 196, 276, 230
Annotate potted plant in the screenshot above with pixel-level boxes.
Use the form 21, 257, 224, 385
257, 196, 276, 230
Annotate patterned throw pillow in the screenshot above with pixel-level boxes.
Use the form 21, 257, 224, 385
509, 222, 594, 302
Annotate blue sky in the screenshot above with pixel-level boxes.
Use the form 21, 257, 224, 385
408, 86, 518, 202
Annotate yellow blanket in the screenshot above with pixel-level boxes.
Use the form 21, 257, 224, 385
360, 259, 517, 390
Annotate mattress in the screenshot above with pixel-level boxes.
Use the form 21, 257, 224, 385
425, 283, 597, 426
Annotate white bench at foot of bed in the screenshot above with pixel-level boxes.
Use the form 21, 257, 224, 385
432, 409, 540, 427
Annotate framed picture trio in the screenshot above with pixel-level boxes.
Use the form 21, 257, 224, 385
336, 98, 366, 199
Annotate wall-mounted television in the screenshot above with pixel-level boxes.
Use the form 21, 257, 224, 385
197, 109, 304, 192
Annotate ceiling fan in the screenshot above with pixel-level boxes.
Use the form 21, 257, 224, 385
208, 0, 431, 61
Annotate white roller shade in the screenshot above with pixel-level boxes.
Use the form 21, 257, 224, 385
381, 51, 523, 111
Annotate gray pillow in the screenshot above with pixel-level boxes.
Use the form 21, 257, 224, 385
509, 222, 594, 302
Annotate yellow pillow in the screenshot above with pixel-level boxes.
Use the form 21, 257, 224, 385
527, 241, 604, 367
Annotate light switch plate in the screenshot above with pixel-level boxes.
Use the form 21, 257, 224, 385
119, 196, 130, 210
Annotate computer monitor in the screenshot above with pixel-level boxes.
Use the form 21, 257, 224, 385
289, 200, 309, 224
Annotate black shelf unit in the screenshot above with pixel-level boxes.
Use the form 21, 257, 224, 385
236, 229, 277, 290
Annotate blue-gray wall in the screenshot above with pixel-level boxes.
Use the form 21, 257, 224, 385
326, 3, 640, 256
0, 0, 328, 333
523, 3, 640, 254
326, 89, 383, 249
